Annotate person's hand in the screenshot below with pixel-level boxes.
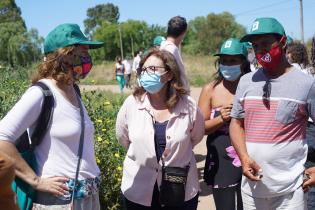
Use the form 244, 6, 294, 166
220, 104, 233, 122
241, 156, 262, 181
302, 167, 315, 192
34, 176, 69, 197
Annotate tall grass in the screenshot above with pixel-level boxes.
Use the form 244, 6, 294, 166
85, 54, 217, 87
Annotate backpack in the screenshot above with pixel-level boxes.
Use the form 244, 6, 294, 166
12, 81, 81, 210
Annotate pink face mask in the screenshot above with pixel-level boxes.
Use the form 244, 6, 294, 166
72, 55, 93, 79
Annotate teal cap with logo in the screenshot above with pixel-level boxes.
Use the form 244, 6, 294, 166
153, 35, 166, 46
44, 23, 104, 54
214, 38, 248, 58
240, 17, 286, 42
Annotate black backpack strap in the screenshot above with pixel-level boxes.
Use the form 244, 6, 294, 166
73, 83, 81, 98
30, 82, 54, 147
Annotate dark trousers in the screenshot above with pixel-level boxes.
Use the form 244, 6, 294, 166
125, 74, 131, 88
122, 183, 198, 210
212, 184, 243, 210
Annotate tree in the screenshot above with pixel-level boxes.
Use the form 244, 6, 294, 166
84, 3, 119, 36
183, 12, 246, 55
0, 0, 43, 66
91, 20, 165, 61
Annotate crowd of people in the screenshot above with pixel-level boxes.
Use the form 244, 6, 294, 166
1, 14, 315, 210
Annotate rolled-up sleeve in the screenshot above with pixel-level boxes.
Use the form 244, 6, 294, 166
0, 86, 44, 143
116, 96, 131, 148
190, 106, 205, 147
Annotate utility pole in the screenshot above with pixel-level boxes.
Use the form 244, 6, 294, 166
118, 24, 124, 59
299, 0, 304, 43
130, 35, 134, 57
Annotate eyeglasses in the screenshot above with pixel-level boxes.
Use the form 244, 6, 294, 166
262, 79, 271, 109
137, 66, 168, 76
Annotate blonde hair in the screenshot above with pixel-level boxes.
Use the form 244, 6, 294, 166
32, 46, 77, 85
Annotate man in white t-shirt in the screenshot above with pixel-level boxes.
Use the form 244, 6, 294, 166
132, 51, 142, 73
160, 16, 189, 92
123, 57, 132, 89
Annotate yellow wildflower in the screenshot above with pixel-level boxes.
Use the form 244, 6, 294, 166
102, 128, 107, 132
105, 140, 110, 144
117, 166, 122, 171
104, 101, 111, 105
97, 137, 102, 142
96, 119, 102, 123
114, 153, 120, 158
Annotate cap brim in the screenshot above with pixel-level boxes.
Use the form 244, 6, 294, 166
79, 40, 104, 49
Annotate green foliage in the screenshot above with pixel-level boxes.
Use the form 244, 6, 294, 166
0, 0, 43, 67
84, 3, 120, 36
183, 12, 246, 55
82, 91, 126, 210
0, 66, 126, 210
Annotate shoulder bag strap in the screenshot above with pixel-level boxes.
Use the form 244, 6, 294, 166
70, 91, 85, 205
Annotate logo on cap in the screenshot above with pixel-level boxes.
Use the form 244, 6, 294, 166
252, 21, 259, 31
261, 53, 271, 63
224, 40, 232, 48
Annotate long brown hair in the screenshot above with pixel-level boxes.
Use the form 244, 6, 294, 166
133, 49, 187, 109
32, 46, 77, 85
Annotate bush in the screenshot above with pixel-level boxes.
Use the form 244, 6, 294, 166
0, 67, 126, 210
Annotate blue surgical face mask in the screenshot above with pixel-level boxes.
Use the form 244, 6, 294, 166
219, 64, 242, 81
139, 71, 165, 94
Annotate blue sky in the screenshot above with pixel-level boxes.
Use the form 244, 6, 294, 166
16, 0, 315, 41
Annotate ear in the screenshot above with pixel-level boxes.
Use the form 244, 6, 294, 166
279, 36, 287, 49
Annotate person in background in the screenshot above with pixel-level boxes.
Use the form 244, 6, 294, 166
0, 23, 103, 209
123, 56, 132, 89
115, 56, 125, 92
132, 51, 142, 73
199, 38, 250, 210
288, 40, 315, 209
116, 49, 204, 210
286, 41, 313, 75
230, 17, 315, 210
0, 151, 19, 210
244, 42, 258, 72
160, 16, 190, 92
153, 35, 166, 50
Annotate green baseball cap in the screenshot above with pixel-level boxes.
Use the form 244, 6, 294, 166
153, 35, 166, 46
44, 23, 104, 54
240, 17, 286, 42
214, 38, 248, 58
286, 35, 294, 45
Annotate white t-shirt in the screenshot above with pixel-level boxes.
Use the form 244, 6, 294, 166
122, 60, 132, 75
160, 40, 190, 92
0, 79, 100, 179
115, 63, 124, 76
132, 55, 141, 72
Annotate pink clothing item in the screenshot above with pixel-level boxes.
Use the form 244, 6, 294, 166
225, 146, 241, 167
116, 94, 204, 206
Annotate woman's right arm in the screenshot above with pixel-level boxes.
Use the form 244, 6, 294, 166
0, 86, 68, 196
0, 141, 68, 196
116, 96, 131, 149
198, 83, 226, 135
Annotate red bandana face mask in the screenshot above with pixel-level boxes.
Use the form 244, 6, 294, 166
255, 36, 286, 71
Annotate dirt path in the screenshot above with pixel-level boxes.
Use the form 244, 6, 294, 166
80, 85, 215, 210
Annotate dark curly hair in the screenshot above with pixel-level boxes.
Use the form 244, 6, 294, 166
287, 42, 309, 68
